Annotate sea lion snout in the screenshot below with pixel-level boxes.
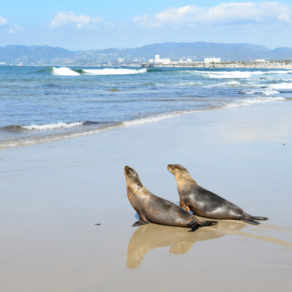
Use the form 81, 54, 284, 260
124, 166, 143, 187
167, 164, 176, 174
124, 165, 136, 177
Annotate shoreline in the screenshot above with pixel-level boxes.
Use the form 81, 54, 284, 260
0, 97, 288, 149
1, 101, 291, 292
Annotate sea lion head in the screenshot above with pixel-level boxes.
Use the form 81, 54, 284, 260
124, 166, 143, 191
167, 164, 197, 184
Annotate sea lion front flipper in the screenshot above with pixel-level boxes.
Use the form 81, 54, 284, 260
132, 220, 149, 227
132, 212, 149, 227
179, 200, 190, 212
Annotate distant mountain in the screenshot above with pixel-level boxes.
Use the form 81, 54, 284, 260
0, 45, 73, 64
0, 42, 292, 65
236, 43, 271, 52
83, 42, 292, 61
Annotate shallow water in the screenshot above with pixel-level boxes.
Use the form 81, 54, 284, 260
0, 66, 291, 148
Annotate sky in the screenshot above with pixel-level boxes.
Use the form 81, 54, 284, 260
1, 1, 292, 50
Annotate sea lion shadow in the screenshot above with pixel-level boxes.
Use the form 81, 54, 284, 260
126, 222, 245, 269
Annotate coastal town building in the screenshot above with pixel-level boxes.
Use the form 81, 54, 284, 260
118, 58, 125, 63
204, 57, 221, 63
155, 55, 171, 64
254, 59, 266, 63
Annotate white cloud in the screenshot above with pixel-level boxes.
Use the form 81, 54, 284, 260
0, 16, 8, 26
133, 2, 292, 29
9, 25, 23, 34
50, 12, 104, 29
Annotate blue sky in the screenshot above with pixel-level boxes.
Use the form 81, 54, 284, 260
1, 1, 292, 50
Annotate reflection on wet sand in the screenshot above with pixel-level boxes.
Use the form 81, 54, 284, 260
127, 221, 292, 269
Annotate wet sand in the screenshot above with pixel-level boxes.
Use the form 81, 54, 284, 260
1, 101, 292, 292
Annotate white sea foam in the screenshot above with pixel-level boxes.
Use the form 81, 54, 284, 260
225, 96, 285, 108
83, 68, 147, 75
177, 82, 202, 86
216, 81, 241, 86
269, 83, 292, 89
242, 90, 280, 95
21, 122, 84, 130
51, 67, 147, 76
193, 70, 292, 79
207, 72, 252, 78
123, 113, 184, 126
52, 67, 80, 76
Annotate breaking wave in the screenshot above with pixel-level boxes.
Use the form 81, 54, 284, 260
240, 90, 280, 96
225, 96, 285, 108
269, 83, 292, 89
49, 67, 147, 76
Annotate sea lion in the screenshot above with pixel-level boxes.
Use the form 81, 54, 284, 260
167, 164, 268, 225
124, 166, 217, 231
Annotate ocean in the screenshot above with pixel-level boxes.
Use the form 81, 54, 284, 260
0, 66, 291, 148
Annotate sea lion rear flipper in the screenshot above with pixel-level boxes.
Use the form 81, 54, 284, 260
247, 214, 269, 221
132, 220, 149, 227
187, 220, 199, 232
242, 214, 260, 225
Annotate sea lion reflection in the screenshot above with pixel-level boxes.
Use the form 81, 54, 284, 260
126, 222, 244, 269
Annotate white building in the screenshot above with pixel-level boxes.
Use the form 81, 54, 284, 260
154, 55, 171, 64
204, 57, 221, 64
118, 58, 125, 63
254, 59, 266, 63
186, 58, 192, 63
149, 59, 154, 63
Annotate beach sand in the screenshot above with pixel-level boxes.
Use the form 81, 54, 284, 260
1, 101, 292, 292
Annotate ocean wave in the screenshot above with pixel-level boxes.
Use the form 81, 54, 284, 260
207, 81, 241, 87
269, 83, 292, 89
21, 122, 85, 130
193, 70, 292, 79
207, 72, 252, 78
50, 67, 147, 76
225, 96, 285, 108
0, 121, 104, 132
240, 90, 280, 96
177, 82, 202, 86
123, 112, 186, 126
52, 67, 80, 76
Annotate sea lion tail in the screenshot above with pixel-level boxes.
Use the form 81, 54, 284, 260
247, 214, 269, 221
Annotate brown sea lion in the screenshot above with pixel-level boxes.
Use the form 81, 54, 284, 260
124, 166, 217, 231
167, 164, 268, 225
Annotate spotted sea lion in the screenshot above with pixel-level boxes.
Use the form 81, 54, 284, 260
124, 166, 217, 231
167, 164, 268, 225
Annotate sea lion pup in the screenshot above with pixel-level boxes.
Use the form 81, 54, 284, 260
124, 166, 217, 231
167, 164, 269, 225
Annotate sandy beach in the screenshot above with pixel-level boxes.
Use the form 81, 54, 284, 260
1, 100, 292, 292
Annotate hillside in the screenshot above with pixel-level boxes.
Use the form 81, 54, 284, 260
0, 42, 292, 65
